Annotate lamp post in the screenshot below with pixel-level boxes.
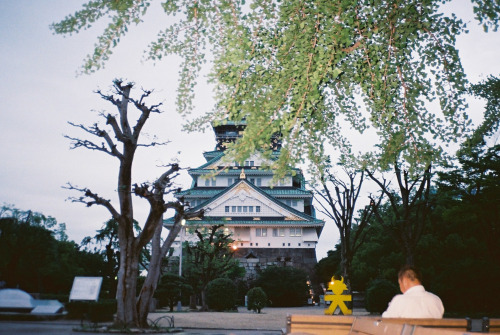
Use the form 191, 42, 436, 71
177, 219, 186, 311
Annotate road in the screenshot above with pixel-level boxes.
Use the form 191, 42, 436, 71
0, 320, 282, 335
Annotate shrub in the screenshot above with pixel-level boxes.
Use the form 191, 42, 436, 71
66, 299, 117, 322
247, 287, 267, 313
365, 279, 399, 314
255, 266, 308, 307
155, 273, 193, 311
205, 278, 236, 311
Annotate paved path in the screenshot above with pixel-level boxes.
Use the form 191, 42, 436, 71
150, 306, 370, 332
0, 306, 371, 334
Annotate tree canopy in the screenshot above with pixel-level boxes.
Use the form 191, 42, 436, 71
51, 0, 500, 175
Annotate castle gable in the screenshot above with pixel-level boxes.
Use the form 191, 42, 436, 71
200, 180, 305, 221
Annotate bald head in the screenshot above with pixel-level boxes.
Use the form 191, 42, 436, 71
398, 265, 422, 293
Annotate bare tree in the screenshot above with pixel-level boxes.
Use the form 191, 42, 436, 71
313, 168, 382, 293
366, 162, 432, 266
64, 79, 202, 328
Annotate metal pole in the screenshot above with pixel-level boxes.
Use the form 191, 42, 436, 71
177, 219, 185, 311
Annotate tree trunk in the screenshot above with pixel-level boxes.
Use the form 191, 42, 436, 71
136, 220, 164, 328
189, 294, 197, 310
115, 238, 140, 327
136, 216, 184, 327
200, 289, 208, 311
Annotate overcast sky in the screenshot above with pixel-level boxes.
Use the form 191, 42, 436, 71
0, 1, 499, 260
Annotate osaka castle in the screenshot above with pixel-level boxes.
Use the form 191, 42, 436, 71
166, 120, 324, 279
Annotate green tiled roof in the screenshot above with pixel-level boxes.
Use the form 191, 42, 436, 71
164, 218, 323, 226
177, 187, 312, 198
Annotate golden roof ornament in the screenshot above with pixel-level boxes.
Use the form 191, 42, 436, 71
240, 168, 246, 179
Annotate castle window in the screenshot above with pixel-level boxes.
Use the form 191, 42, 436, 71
288, 243, 291, 246
225, 206, 230, 213
273, 228, 285, 237
228, 178, 234, 185
250, 243, 253, 246
205, 179, 210, 186
249, 178, 261, 186
256, 243, 258, 246
282, 243, 285, 246
245, 160, 254, 166
241, 243, 243, 246
290, 228, 302, 236
237, 206, 242, 212
256, 228, 267, 237
232, 206, 236, 212
249, 206, 253, 212
268, 243, 271, 246
256, 206, 261, 212
243, 206, 248, 213
298, 243, 301, 246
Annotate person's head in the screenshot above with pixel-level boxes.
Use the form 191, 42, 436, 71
397, 265, 422, 293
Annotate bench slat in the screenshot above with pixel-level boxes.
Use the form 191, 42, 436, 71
286, 314, 500, 335
350, 318, 406, 335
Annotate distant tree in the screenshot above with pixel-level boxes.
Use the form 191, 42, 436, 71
0, 216, 105, 294
0, 203, 68, 241
350, 213, 403, 291
468, 76, 500, 146
315, 247, 342, 286
183, 224, 243, 310
81, 218, 146, 298
247, 287, 267, 313
313, 167, 382, 293
366, 162, 432, 266
365, 279, 399, 314
430, 142, 500, 314
205, 278, 237, 311
155, 273, 193, 312
255, 266, 308, 307
64, 80, 202, 328
351, 140, 500, 314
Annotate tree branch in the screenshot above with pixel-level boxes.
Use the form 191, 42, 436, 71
63, 183, 120, 220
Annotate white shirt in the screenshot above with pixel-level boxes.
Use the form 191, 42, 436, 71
382, 285, 444, 318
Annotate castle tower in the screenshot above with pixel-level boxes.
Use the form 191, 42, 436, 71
165, 120, 324, 279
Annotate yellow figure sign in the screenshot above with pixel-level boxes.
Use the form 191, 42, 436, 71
324, 276, 352, 315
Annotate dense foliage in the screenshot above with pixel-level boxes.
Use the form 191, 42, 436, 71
365, 279, 399, 314
255, 266, 309, 307
246, 287, 267, 313
155, 273, 193, 312
183, 224, 244, 310
317, 142, 500, 316
51, 1, 500, 177
0, 214, 105, 294
205, 278, 237, 311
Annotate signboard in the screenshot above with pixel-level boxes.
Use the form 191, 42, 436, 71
69, 276, 103, 301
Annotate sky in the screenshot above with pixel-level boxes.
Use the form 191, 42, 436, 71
0, 1, 499, 260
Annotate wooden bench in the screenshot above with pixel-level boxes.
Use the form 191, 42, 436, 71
285, 315, 500, 335
286, 315, 355, 335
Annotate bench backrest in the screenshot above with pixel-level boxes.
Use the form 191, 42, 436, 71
286, 315, 500, 335
287, 314, 355, 335
379, 317, 468, 330
349, 318, 407, 335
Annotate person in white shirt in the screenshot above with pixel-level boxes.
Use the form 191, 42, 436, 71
382, 265, 444, 318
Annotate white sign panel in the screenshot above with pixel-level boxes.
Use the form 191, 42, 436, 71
69, 276, 103, 301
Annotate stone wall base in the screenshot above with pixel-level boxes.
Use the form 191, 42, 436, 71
233, 248, 317, 281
